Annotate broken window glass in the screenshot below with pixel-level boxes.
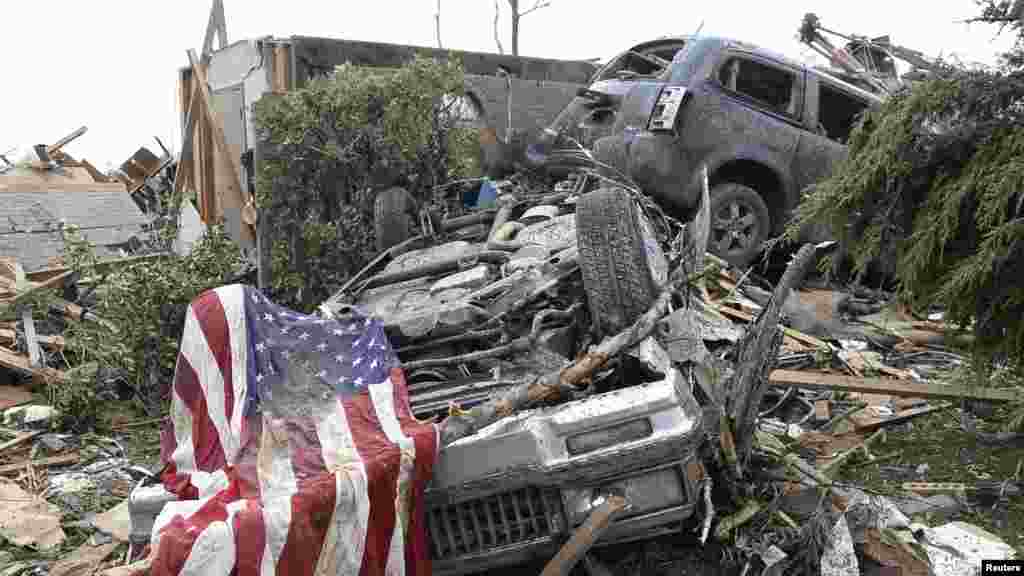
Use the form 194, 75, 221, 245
717, 57, 797, 116
595, 42, 685, 82
816, 82, 870, 143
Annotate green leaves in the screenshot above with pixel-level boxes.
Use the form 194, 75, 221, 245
253, 54, 478, 311
784, 68, 1024, 373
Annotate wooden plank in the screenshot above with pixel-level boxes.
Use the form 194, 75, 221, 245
814, 399, 830, 422
851, 403, 947, 433
716, 304, 831, 349
0, 430, 42, 453
271, 44, 291, 93
769, 369, 1022, 403
78, 159, 110, 183
186, 49, 253, 244
20, 310, 41, 368
0, 346, 65, 383
0, 328, 64, 351
0, 386, 33, 411
46, 126, 88, 156
0, 453, 78, 475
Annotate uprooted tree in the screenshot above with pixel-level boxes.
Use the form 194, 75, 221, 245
785, 3, 1024, 377
253, 55, 479, 312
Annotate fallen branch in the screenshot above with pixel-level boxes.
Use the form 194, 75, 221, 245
539, 494, 629, 576
714, 499, 762, 540
730, 244, 820, 468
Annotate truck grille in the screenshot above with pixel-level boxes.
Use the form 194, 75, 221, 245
428, 487, 564, 559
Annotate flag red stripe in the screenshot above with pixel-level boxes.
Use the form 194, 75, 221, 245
233, 416, 263, 499
179, 356, 227, 476
288, 418, 326, 483
391, 369, 437, 576
233, 499, 267, 576
346, 392, 400, 576
275, 473, 339, 575
192, 291, 236, 425
151, 492, 231, 576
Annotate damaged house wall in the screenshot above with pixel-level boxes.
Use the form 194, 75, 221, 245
183, 36, 598, 208
178, 35, 597, 268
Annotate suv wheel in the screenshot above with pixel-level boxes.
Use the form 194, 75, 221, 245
708, 183, 770, 268
576, 186, 668, 337
374, 186, 414, 252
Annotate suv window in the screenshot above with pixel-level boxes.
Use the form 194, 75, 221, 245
718, 56, 797, 116
816, 82, 870, 143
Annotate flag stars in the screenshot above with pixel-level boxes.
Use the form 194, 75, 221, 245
316, 370, 327, 379
316, 342, 328, 352
298, 332, 311, 341
256, 373, 265, 383
332, 328, 345, 336
334, 354, 345, 364
353, 357, 363, 367
263, 313, 274, 322
355, 377, 365, 386
280, 326, 291, 335
256, 342, 267, 353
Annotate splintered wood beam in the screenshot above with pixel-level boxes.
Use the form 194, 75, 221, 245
47, 126, 88, 156
186, 48, 253, 244
769, 369, 1022, 403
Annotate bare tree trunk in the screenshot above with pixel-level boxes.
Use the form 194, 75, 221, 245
510, 0, 520, 56
493, 0, 504, 54
434, 0, 442, 49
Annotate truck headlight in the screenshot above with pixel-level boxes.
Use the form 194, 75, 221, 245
563, 467, 686, 526
566, 418, 652, 456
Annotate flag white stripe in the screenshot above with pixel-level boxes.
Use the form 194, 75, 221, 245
179, 501, 247, 576
369, 379, 416, 576
315, 397, 369, 576
215, 285, 248, 462
180, 305, 234, 467
258, 416, 299, 576
169, 331, 199, 474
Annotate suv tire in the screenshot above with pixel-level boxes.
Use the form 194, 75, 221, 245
374, 186, 414, 252
708, 183, 770, 268
576, 186, 668, 336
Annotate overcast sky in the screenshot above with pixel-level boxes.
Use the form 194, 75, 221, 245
1, 0, 1016, 169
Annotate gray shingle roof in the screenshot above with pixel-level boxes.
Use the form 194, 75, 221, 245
0, 189, 150, 272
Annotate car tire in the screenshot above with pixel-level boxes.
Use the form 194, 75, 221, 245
374, 186, 414, 252
708, 183, 771, 268
576, 186, 668, 337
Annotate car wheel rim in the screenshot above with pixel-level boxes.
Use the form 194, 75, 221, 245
712, 199, 760, 256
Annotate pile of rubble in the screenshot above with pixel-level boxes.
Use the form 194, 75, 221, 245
0, 125, 184, 400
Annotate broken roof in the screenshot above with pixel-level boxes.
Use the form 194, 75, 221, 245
0, 183, 150, 272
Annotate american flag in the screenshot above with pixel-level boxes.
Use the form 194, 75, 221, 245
153, 284, 439, 575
